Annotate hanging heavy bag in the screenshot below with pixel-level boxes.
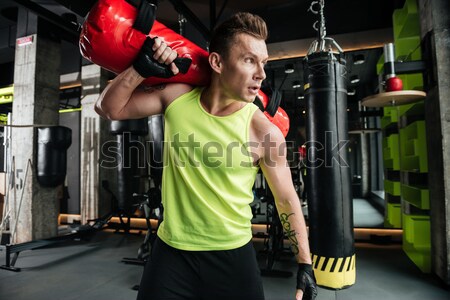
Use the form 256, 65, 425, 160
36, 126, 72, 187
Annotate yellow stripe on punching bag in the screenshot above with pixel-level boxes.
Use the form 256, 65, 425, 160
312, 254, 356, 289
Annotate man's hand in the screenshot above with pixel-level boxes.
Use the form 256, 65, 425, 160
133, 37, 180, 78
296, 263, 317, 300
151, 37, 179, 74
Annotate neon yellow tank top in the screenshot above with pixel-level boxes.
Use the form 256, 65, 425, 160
157, 87, 259, 250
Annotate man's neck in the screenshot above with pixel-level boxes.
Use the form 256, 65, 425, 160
200, 86, 245, 116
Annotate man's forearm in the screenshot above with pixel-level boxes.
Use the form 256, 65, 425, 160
275, 197, 312, 264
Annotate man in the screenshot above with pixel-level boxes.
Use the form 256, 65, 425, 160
95, 12, 317, 300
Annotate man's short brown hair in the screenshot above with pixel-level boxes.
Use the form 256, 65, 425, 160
209, 12, 268, 58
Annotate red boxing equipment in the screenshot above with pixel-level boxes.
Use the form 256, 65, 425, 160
256, 90, 290, 137
271, 107, 290, 137
80, 0, 289, 135
79, 0, 211, 86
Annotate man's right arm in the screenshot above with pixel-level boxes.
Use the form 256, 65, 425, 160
95, 37, 193, 120
95, 66, 192, 120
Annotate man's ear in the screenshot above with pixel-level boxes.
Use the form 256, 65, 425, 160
209, 52, 222, 73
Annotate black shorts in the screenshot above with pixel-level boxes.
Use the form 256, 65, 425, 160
136, 237, 265, 300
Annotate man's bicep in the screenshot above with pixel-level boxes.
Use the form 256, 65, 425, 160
124, 85, 166, 118
260, 134, 295, 200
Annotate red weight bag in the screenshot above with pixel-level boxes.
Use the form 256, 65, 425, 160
79, 0, 211, 86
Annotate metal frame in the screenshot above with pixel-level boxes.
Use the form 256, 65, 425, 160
0, 231, 88, 272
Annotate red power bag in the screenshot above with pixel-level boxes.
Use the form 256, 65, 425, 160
79, 0, 211, 86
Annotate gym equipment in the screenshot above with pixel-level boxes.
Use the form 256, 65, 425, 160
383, 43, 403, 92
122, 181, 162, 267
36, 126, 72, 187
255, 89, 290, 137
261, 192, 293, 278
362, 90, 426, 107
348, 103, 382, 134
122, 115, 165, 292
110, 118, 148, 215
122, 115, 164, 265
87, 118, 150, 234
0, 229, 93, 272
79, 0, 210, 86
303, 0, 355, 289
361, 43, 426, 107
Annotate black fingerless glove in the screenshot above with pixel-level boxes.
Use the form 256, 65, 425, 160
297, 263, 318, 300
132, 37, 192, 78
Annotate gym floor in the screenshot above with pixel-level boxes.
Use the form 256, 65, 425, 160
0, 198, 449, 300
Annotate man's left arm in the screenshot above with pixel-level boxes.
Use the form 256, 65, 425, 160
260, 127, 317, 300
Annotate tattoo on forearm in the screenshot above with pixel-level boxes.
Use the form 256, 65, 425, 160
280, 212, 300, 255
143, 84, 166, 94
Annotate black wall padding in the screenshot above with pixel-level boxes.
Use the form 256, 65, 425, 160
36, 126, 72, 187
303, 52, 354, 258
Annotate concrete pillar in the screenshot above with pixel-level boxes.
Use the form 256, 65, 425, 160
418, 0, 450, 285
11, 16, 61, 243
80, 64, 116, 224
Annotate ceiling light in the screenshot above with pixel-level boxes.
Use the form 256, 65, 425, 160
353, 54, 365, 65
347, 89, 356, 96
298, 95, 304, 100
350, 75, 360, 84
284, 63, 295, 74
292, 80, 301, 89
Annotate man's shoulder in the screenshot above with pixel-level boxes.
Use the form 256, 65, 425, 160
165, 83, 195, 97
250, 109, 284, 142
162, 83, 196, 107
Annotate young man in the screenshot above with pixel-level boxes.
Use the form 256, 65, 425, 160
96, 12, 317, 300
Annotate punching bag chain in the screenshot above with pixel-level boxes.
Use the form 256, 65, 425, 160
308, 0, 326, 40
306, 0, 343, 56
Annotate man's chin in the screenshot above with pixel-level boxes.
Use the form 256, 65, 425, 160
244, 96, 256, 103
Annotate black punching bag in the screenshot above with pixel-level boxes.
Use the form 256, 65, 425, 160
36, 126, 72, 187
303, 52, 355, 289
110, 118, 148, 214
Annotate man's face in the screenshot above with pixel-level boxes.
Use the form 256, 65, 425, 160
220, 33, 269, 103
